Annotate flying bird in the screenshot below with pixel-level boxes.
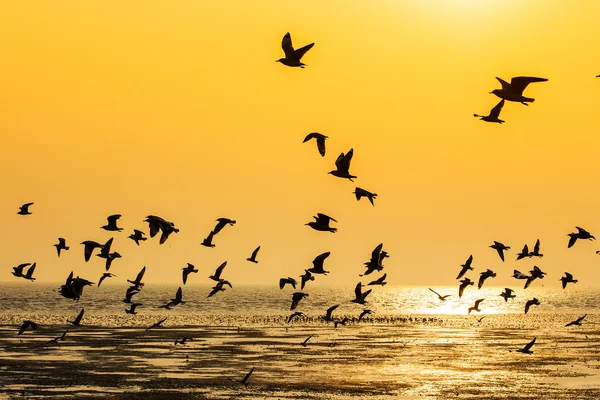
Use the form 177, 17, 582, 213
160, 287, 184, 309
353, 187, 377, 206
308, 252, 331, 275
287, 312, 306, 323
246, 246, 260, 263
530, 239, 543, 257
300, 270, 314, 290
59, 274, 94, 301
144, 215, 179, 244
306, 213, 338, 233
123, 287, 140, 304
458, 278, 474, 298
334, 317, 350, 329
213, 218, 236, 235
182, 263, 198, 285
560, 272, 578, 289
81, 240, 103, 262
209, 262, 227, 282
491, 76, 548, 105
23, 263, 37, 282
500, 288, 516, 302
18, 320, 38, 335
277, 32, 314, 68
478, 269, 497, 289
54, 238, 69, 257
329, 149, 357, 181
101, 214, 123, 231
174, 337, 194, 346
565, 314, 587, 327
47, 328, 69, 345
516, 245, 530, 260
128, 230, 147, 246
12, 263, 30, 278
324, 305, 340, 322
368, 273, 387, 286
68, 308, 85, 326
98, 272, 116, 287
127, 266, 146, 288
146, 318, 167, 331
290, 292, 308, 310
351, 283, 372, 305
201, 231, 216, 248
456, 255, 473, 280
474, 99, 505, 123
361, 243, 386, 276
125, 303, 141, 315
300, 335, 313, 347
490, 241, 510, 261
231, 367, 255, 388
468, 299, 484, 314
568, 227, 595, 248
516, 337, 536, 354
524, 266, 547, 289
524, 298, 540, 314
17, 202, 34, 215
358, 309, 373, 322
512, 270, 530, 280
428, 288, 451, 302
208, 280, 228, 298
303, 132, 327, 156
279, 277, 297, 290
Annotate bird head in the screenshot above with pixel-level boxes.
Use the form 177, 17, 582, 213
490, 89, 501, 96
276, 58, 284, 63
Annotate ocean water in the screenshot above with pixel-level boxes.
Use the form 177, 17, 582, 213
0, 284, 599, 399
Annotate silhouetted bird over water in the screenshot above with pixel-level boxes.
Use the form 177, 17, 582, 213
478, 269, 497, 289
182, 263, 198, 285
516, 337, 536, 354
17, 202, 34, 215
490, 241, 510, 261
428, 288, 451, 302
368, 273, 387, 286
201, 231, 216, 248
474, 99, 505, 123
98, 272, 116, 287
306, 213, 338, 233
565, 314, 587, 327
213, 218, 236, 235
308, 252, 331, 275
22, 263, 37, 282
18, 320, 38, 335
12, 263, 31, 279
300, 270, 314, 290
54, 238, 69, 257
303, 132, 327, 156
329, 149, 357, 181
290, 292, 308, 310
128, 229, 146, 246
500, 288, 516, 302
568, 226, 595, 248
353, 187, 377, 206
68, 309, 85, 326
456, 255, 473, 280
468, 299, 484, 314
524, 298, 540, 314
459, 278, 474, 298
277, 32, 314, 68
246, 246, 260, 263
351, 283, 372, 305
560, 272, 577, 289
279, 277, 297, 289
491, 76, 548, 105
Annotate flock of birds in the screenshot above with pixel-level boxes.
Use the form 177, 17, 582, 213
6, 33, 598, 388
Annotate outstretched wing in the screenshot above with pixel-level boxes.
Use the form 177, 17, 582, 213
293, 43, 314, 61
251, 246, 260, 259
136, 266, 146, 282
510, 76, 548, 95
533, 239, 540, 253
316, 213, 336, 223
281, 32, 294, 58
354, 282, 362, 299
495, 77, 511, 90
523, 337, 536, 351
489, 99, 505, 118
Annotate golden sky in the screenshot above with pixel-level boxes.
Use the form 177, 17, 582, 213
2, 1, 600, 287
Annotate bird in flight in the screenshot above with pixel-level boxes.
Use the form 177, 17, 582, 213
516, 244, 530, 260
246, 246, 260, 263
468, 299, 484, 314
329, 149, 357, 181
524, 266, 547, 289
201, 231, 216, 248
209, 262, 227, 282
530, 239, 543, 258
22, 263, 37, 282
208, 280, 229, 298
68, 308, 85, 326
524, 298, 540, 314
290, 292, 309, 310
306, 213, 338, 233
368, 273, 387, 286
81, 240, 103, 262
144, 215, 179, 244
101, 214, 123, 231
300, 335, 313, 347
125, 303, 141, 315
490, 241, 510, 261
334, 317, 350, 329
182, 263, 198, 285
515, 337, 536, 354
146, 318, 167, 331
98, 272, 116, 287
478, 269, 497, 289
174, 337, 194, 346
324, 305, 340, 322
565, 314, 587, 327
17, 202, 34, 215
500, 288, 516, 302
474, 99, 505, 123
18, 320, 38, 335
279, 277, 298, 290
128, 229, 147, 246
127, 266, 146, 288
231, 367, 255, 388
54, 238, 69, 257
456, 255, 473, 280
428, 288, 451, 302
277, 32, 314, 68
358, 309, 373, 322
12, 263, 30, 279
59, 272, 94, 301
361, 243, 386, 276
303, 132, 327, 156
287, 311, 305, 323
160, 287, 185, 309
353, 187, 377, 206
458, 278, 474, 298
213, 218, 236, 235
568, 227, 595, 248
300, 270, 314, 290
560, 272, 578, 289
490, 76, 548, 105
308, 252, 331, 275
47, 328, 69, 345
351, 283, 372, 305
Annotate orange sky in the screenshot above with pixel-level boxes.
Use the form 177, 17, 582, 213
2, 1, 600, 287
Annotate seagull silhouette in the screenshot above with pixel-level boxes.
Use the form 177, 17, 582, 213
182, 263, 198, 285
101, 214, 123, 231
246, 246, 260, 263
127, 266, 146, 288
128, 229, 147, 246
123, 286, 140, 304
81, 240, 103, 262
560, 272, 577, 289
428, 288, 451, 302
568, 226, 595, 248
358, 309, 373, 322
351, 283, 372, 305
59, 273, 94, 301
324, 305, 340, 322
213, 218, 236, 235
279, 277, 297, 290
500, 288, 516, 302
306, 213, 338, 233
368, 273, 387, 286
68, 308, 85, 326
12, 263, 30, 278
98, 272, 116, 287
208, 280, 228, 298
287, 311, 305, 323
361, 243, 385, 276
474, 99, 505, 123
490, 241, 510, 261
491, 76, 548, 105
277, 32, 314, 68
144, 215, 179, 244
329, 149, 357, 181
308, 252, 331, 275
146, 318, 167, 331
565, 314, 587, 327
300, 270, 315, 290
201, 231, 216, 248
54, 238, 69, 257
47, 328, 69, 345
303, 132, 327, 156
516, 337, 536, 354
290, 292, 308, 310
468, 299, 484, 314
17, 202, 34, 215
353, 187, 377, 206
174, 337, 194, 346
18, 320, 38, 335
524, 266, 547, 289
478, 269, 497, 289
23, 263, 37, 282
230, 367, 255, 388
524, 298, 540, 314
456, 255, 473, 280
160, 287, 184, 309
458, 278, 474, 298
209, 262, 227, 282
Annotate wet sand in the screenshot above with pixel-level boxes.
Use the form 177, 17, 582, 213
1, 320, 600, 399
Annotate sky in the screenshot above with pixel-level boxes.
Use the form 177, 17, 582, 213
2, 1, 600, 288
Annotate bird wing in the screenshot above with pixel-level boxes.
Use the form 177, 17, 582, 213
334, 152, 346, 171
75, 309, 84, 324
533, 239, 540, 253
513, 270, 528, 279
292, 43, 314, 61
510, 76, 548, 95
495, 77, 511, 90
136, 266, 146, 282
25, 263, 37, 278
371, 243, 383, 262
98, 275, 106, 287
84, 243, 94, 262
107, 214, 121, 224
576, 226, 587, 234
577, 314, 587, 323
362, 289, 372, 300
316, 213, 336, 223
477, 275, 485, 289
565, 272, 573, 280
568, 235, 578, 248
215, 262, 227, 278
312, 252, 330, 269
354, 283, 362, 299
428, 287, 441, 297
103, 238, 114, 254
242, 367, 255, 384
148, 221, 161, 238
281, 32, 295, 58
380, 273, 387, 281
523, 337, 536, 351
279, 278, 287, 289
303, 132, 320, 142
339, 149, 354, 173
465, 255, 473, 267
316, 136, 326, 156
326, 305, 339, 319
458, 284, 465, 298
496, 247, 505, 262
251, 246, 260, 259
134, 229, 145, 236
489, 99, 505, 118
175, 287, 182, 302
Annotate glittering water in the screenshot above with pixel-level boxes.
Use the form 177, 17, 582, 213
0, 284, 599, 399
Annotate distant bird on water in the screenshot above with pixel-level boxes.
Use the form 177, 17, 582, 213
456, 255, 473, 280
524, 298, 540, 314
246, 246, 260, 263
428, 288, 451, 302
516, 337, 536, 354
182, 263, 198, 285
491, 76, 548, 105
128, 230, 147, 246
560, 272, 577, 289
18, 320, 38, 335
358, 309, 373, 322
329, 149, 357, 181
468, 299, 484, 314
565, 314, 587, 327
98, 272, 116, 287
54, 238, 69, 257
351, 283, 372, 305
500, 288, 516, 302
490, 241, 510, 261
290, 292, 308, 310
68, 309, 85, 326
17, 202, 34, 215
101, 214, 123, 231
568, 226, 595, 248
308, 252, 331, 275
353, 187, 377, 206
277, 32, 314, 68
303, 132, 327, 156
458, 278, 474, 298
306, 213, 337, 233
474, 99, 505, 123
213, 218, 236, 235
